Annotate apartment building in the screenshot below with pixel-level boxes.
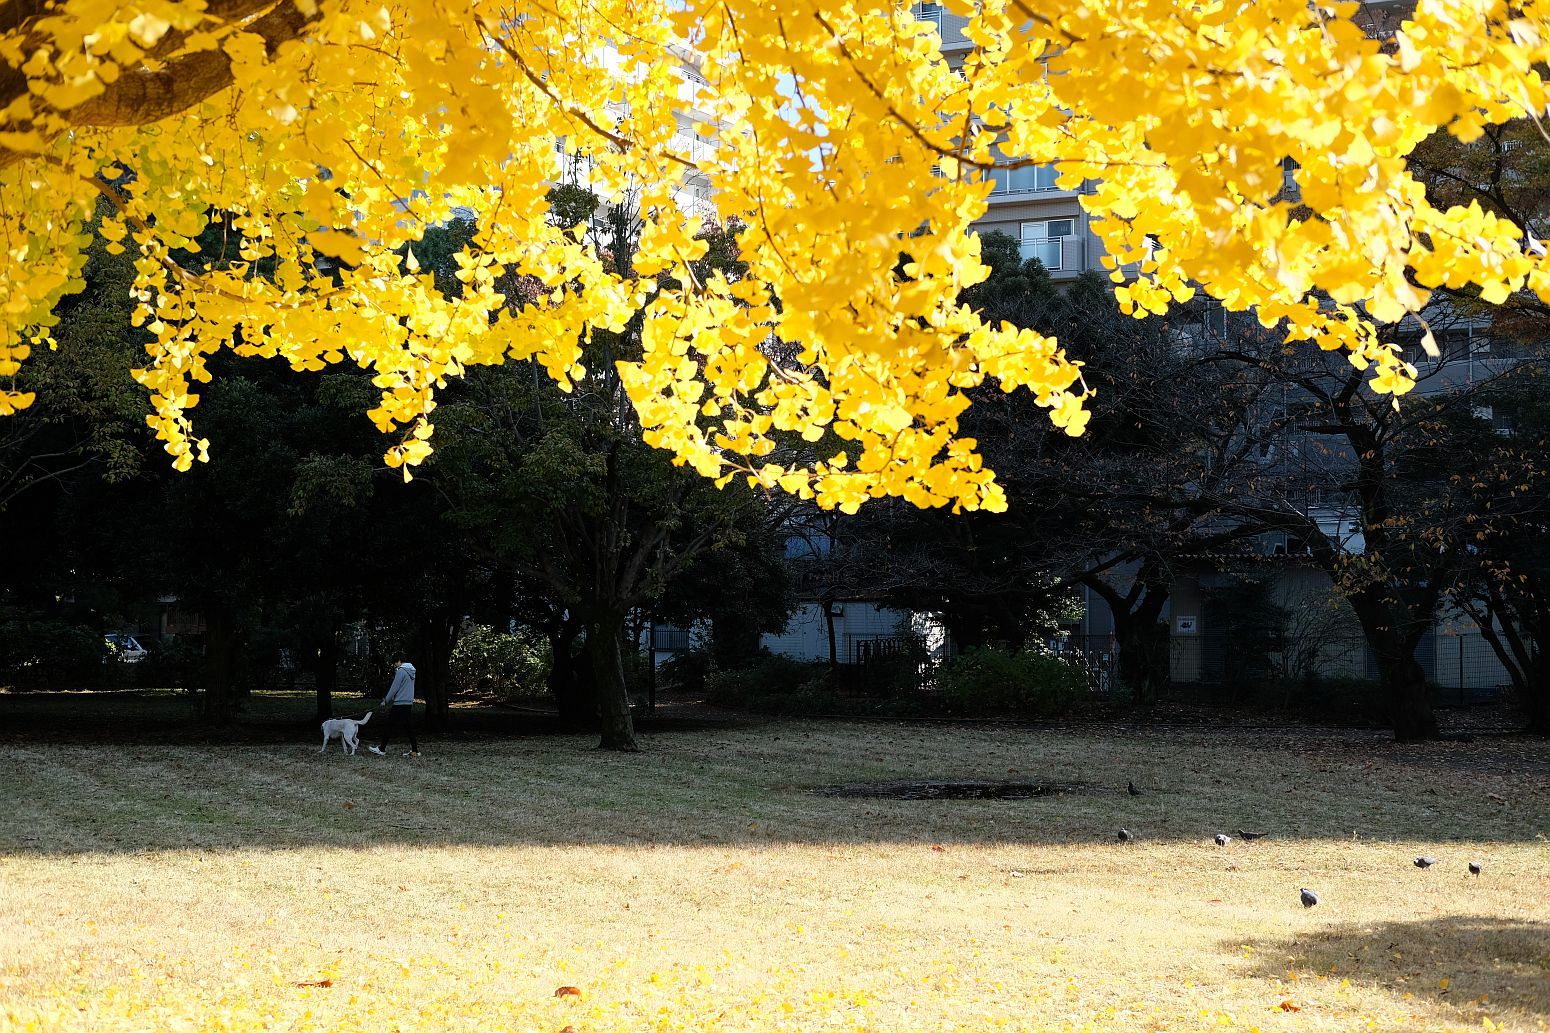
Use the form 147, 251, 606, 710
913, 1, 1108, 281
553, 41, 720, 223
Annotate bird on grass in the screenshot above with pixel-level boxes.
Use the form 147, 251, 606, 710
1468, 861, 1482, 877
1414, 856, 1438, 869
1117, 828, 1134, 842
1128, 781, 1142, 797
1300, 888, 1319, 908
1237, 830, 1267, 841
1215, 833, 1231, 847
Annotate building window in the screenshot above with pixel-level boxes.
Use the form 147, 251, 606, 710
913, 2, 943, 29
985, 162, 1060, 195
1020, 218, 1074, 269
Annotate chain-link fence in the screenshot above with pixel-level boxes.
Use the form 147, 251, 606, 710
1065, 629, 1511, 706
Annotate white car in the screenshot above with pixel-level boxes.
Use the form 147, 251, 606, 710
105, 633, 149, 664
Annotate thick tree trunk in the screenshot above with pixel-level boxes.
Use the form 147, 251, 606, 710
1084, 560, 1171, 705
201, 604, 239, 724
1111, 582, 1171, 705
418, 614, 458, 731
549, 623, 594, 729
1115, 612, 1170, 704
1514, 620, 1550, 736
1526, 674, 1550, 736
945, 615, 987, 656
314, 630, 338, 722
1518, 617, 1550, 736
588, 613, 639, 751
1378, 650, 1440, 741
1351, 595, 1441, 741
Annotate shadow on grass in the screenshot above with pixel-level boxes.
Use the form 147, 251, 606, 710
1240, 915, 1550, 1019
0, 688, 757, 744
3, 689, 1548, 858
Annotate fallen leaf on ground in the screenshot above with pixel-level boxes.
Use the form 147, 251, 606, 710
555, 986, 582, 999
1278, 1000, 1301, 1012
931, 844, 945, 852
292, 979, 332, 988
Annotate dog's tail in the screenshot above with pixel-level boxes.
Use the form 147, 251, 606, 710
359, 711, 372, 724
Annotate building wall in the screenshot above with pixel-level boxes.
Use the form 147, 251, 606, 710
761, 602, 913, 663
1158, 565, 1513, 692
974, 195, 1107, 280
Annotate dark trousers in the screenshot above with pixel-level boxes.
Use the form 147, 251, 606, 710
378, 704, 418, 751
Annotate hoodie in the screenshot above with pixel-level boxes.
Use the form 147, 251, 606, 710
383, 662, 417, 707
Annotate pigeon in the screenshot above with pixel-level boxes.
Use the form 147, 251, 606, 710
1237, 830, 1266, 841
1128, 781, 1142, 797
1214, 833, 1231, 847
1414, 856, 1438, 869
1299, 888, 1319, 908
1117, 828, 1133, 842
1468, 861, 1482, 877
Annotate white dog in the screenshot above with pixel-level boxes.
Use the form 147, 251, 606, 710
319, 711, 372, 755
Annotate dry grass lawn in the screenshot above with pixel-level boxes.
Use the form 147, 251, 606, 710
2, 699, 1549, 1032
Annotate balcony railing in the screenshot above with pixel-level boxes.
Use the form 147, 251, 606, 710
983, 163, 1063, 196
1018, 235, 1085, 272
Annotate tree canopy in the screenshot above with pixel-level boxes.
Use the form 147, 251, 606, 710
3, 0, 1549, 512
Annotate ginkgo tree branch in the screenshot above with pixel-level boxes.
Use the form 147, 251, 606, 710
0, 1, 316, 168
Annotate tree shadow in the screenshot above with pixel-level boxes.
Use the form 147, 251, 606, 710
1239, 915, 1550, 1020
0, 689, 759, 744
3, 689, 1547, 858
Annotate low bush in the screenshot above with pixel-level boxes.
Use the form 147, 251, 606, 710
0, 611, 108, 688
130, 637, 203, 691
705, 651, 827, 703
659, 647, 713, 694
450, 625, 550, 700
932, 646, 1082, 717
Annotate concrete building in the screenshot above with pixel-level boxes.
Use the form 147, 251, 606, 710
915, 1, 1111, 282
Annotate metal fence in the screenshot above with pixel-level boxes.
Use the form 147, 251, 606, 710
1051, 637, 1119, 697
1065, 630, 1512, 705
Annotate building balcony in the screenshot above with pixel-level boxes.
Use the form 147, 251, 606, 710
1018, 235, 1086, 273
982, 163, 1088, 201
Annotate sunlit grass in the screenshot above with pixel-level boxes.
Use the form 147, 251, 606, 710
2, 707, 1548, 1031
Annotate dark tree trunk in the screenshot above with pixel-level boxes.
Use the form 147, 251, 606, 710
1378, 649, 1439, 742
201, 603, 240, 724
990, 610, 1026, 651
418, 613, 458, 731
1477, 605, 1550, 735
1116, 610, 1171, 705
549, 622, 595, 729
314, 629, 339, 722
1350, 595, 1440, 741
824, 596, 839, 669
1513, 615, 1550, 736
1526, 667, 1550, 737
945, 615, 987, 656
587, 612, 639, 751
1086, 563, 1171, 705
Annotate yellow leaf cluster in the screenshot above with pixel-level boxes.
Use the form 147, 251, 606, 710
1, 0, 1547, 510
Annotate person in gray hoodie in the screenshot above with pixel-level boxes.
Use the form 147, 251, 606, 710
368, 656, 420, 757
